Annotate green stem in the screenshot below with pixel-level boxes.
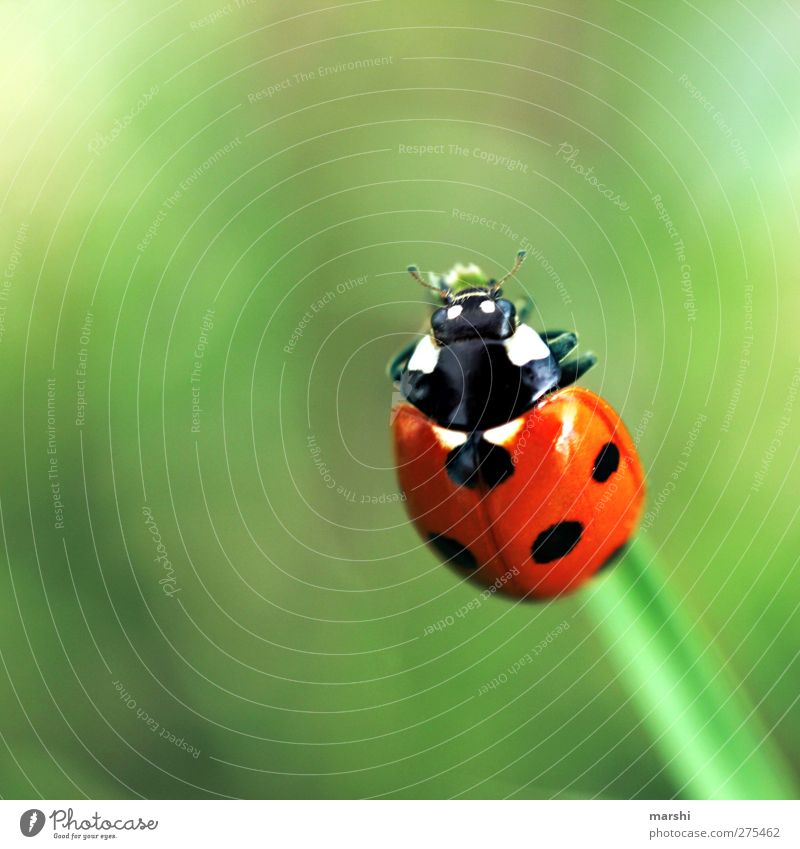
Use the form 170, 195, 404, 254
587, 535, 798, 799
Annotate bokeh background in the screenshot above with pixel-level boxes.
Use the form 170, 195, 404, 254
0, 0, 798, 800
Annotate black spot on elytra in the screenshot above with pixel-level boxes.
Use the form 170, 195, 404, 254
445, 433, 514, 490
597, 541, 630, 573
592, 442, 620, 482
531, 521, 584, 564
428, 534, 478, 570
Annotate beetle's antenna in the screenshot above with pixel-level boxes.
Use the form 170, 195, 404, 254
407, 265, 448, 300
490, 250, 527, 293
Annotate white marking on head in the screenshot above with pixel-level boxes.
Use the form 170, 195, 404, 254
446, 304, 463, 320
407, 335, 440, 374
432, 425, 468, 449
483, 418, 525, 446
479, 300, 495, 314
504, 323, 551, 365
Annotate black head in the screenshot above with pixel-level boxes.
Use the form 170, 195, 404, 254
430, 288, 517, 344
406, 251, 527, 346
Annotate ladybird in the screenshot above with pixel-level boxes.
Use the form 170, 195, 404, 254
389, 252, 645, 599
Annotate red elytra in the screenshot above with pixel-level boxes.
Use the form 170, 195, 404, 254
392, 386, 645, 599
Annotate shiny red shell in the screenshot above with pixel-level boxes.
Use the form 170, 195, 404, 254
392, 387, 645, 599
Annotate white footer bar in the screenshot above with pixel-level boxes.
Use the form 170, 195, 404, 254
2, 799, 797, 848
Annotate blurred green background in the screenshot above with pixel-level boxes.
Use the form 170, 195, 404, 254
0, 0, 798, 799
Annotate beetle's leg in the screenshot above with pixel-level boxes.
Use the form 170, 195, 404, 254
546, 331, 578, 362
540, 328, 569, 341
387, 341, 417, 381
558, 353, 598, 388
